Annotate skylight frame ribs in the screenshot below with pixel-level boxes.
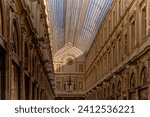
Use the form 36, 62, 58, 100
77, 0, 103, 51
92, 0, 113, 41
75, 0, 94, 48
48, 0, 113, 53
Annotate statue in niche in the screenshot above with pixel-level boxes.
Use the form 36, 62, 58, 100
66, 58, 73, 65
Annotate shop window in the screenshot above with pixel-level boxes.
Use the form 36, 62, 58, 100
12, 20, 19, 56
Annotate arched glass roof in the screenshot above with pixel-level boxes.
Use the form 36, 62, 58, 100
48, 0, 113, 53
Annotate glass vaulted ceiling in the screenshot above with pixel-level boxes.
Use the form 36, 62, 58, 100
49, 0, 113, 53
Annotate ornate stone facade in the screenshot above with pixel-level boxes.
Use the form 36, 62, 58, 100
1, 0, 150, 100
0, 0, 54, 99
54, 43, 85, 99
85, 0, 150, 100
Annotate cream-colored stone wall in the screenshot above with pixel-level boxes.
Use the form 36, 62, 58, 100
85, 0, 150, 100
54, 43, 85, 99
0, 0, 54, 100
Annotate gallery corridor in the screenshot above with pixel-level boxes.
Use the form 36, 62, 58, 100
0, 0, 150, 100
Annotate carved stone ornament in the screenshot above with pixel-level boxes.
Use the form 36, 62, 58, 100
66, 58, 73, 65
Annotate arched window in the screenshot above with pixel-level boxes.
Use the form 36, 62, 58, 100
130, 73, 136, 89
140, 67, 147, 84
12, 20, 19, 55
0, 1, 3, 35
117, 81, 121, 94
